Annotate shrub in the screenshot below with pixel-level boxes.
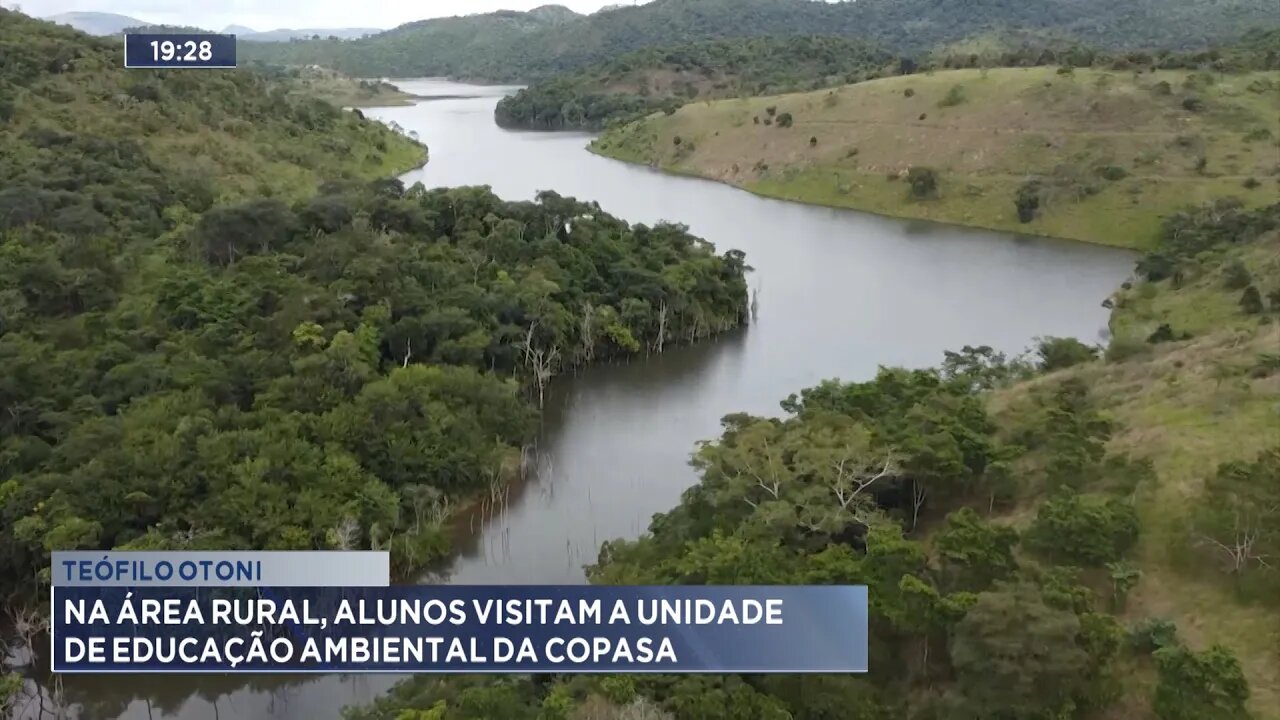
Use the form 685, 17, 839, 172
776, 112, 793, 128
939, 84, 967, 107
1181, 96, 1205, 112
753, 116, 760, 125
1026, 490, 1140, 566
1152, 80, 1172, 96
765, 106, 777, 117
1129, 618, 1179, 654
1243, 177, 1261, 189
918, 112, 928, 120
1095, 165, 1128, 181
672, 136, 682, 146
1106, 336, 1149, 363
1240, 286, 1264, 314
1223, 261, 1252, 289
906, 166, 939, 199
1015, 180, 1043, 223
1036, 336, 1098, 371
1057, 66, 1075, 75
809, 136, 817, 147
903, 87, 916, 97
1153, 645, 1250, 720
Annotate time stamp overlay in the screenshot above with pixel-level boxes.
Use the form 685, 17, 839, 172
124, 33, 238, 69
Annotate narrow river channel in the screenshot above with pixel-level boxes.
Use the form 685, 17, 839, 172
13, 79, 1136, 720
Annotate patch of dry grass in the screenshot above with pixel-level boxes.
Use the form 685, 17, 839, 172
593, 67, 1280, 249
988, 238, 1280, 716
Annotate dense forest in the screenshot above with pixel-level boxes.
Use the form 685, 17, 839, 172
495, 37, 892, 131
344, 199, 1280, 718
238, 0, 1279, 82
0, 10, 748, 599
496, 28, 1280, 131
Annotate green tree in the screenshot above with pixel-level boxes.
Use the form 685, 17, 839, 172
1153, 644, 1251, 720
1240, 285, 1264, 314
1015, 180, 1042, 222
949, 582, 1091, 719
1035, 336, 1098, 371
907, 167, 939, 199
933, 507, 1019, 592
1026, 490, 1139, 566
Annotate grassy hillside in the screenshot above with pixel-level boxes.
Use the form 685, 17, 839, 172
592, 67, 1280, 249
495, 36, 892, 130
237, 0, 1279, 82
988, 201, 1280, 716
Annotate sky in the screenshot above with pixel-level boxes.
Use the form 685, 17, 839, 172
11, 0, 644, 31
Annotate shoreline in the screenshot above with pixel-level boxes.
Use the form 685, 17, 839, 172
584, 142, 1143, 254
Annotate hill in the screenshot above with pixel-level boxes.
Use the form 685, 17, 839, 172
43, 11, 149, 35
0, 10, 424, 204
236, 6, 582, 79
495, 36, 893, 130
591, 66, 1280, 249
0, 10, 748, 609
236, 0, 1279, 82
343, 200, 1280, 717
239, 27, 384, 42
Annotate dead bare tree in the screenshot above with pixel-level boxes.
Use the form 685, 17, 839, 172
330, 516, 360, 550
654, 301, 669, 354
1198, 507, 1275, 574
578, 302, 596, 365
522, 323, 560, 407
830, 450, 897, 520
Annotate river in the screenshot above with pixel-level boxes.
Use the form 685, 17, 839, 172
11, 79, 1135, 720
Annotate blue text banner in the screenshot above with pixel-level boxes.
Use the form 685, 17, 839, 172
53, 585, 868, 674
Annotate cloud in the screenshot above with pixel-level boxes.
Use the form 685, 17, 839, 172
18, 0, 631, 31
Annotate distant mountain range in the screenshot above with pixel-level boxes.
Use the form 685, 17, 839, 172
44, 11, 147, 35
41, 11, 381, 41
236, 0, 1280, 82
237, 27, 384, 42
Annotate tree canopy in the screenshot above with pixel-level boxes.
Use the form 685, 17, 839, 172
0, 11, 749, 592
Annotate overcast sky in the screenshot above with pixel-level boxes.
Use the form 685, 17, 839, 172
14, 0, 642, 31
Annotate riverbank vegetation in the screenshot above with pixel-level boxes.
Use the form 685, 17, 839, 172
237, 0, 1278, 82
251, 64, 419, 108
345, 201, 1280, 718
0, 11, 749, 600
591, 63, 1280, 250
495, 37, 891, 130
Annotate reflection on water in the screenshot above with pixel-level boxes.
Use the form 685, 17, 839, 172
12, 79, 1136, 720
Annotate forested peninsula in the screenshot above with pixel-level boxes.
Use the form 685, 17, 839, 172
0, 10, 749, 596
495, 37, 891, 131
